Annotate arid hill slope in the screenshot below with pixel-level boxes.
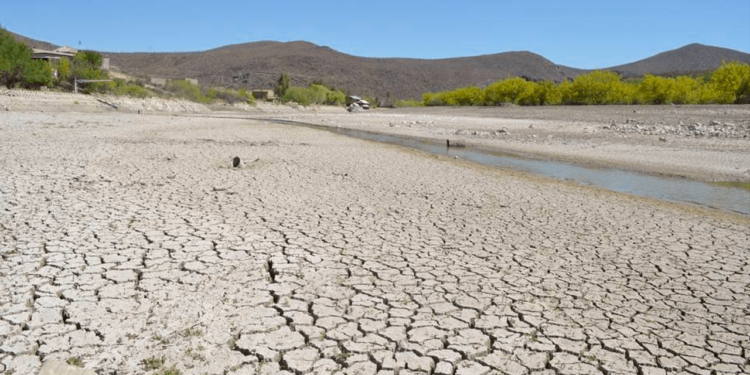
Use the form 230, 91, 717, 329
609, 43, 750, 78
105, 41, 571, 100
9, 30, 750, 100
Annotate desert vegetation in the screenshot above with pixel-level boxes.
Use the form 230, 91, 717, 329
419, 62, 750, 107
274, 73, 347, 106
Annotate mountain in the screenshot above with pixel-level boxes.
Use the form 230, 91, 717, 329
9, 31, 59, 51
608, 43, 750, 78
7, 30, 750, 100
105, 41, 571, 100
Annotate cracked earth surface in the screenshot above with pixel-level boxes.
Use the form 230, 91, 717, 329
1, 112, 749, 375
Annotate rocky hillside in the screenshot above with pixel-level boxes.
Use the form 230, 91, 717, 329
9, 30, 750, 100
608, 43, 750, 78
105, 41, 571, 100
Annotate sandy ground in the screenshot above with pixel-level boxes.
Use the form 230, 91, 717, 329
1, 91, 749, 375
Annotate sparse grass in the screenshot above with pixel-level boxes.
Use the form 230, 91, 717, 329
714, 181, 750, 191
160, 365, 181, 375
185, 347, 206, 362
66, 357, 84, 367
182, 327, 203, 337
142, 356, 165, 371
334, 352, 353, 361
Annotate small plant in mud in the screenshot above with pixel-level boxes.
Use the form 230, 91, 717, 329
185, 347, 206, 362
182, 327, 203, 337
334, 351, 353, 361
160, 365, 181, 375
530, 333, 538, 342
66, 357, 84, 367
142, 356, 165, 371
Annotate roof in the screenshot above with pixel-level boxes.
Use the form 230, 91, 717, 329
32, 48, 75, 59
54, 46, 78, 54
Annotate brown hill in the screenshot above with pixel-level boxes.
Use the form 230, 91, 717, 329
7, 30, 750, 100
608, 43, 750, 78
8, 31, 59, 51
106, 41, 571, 100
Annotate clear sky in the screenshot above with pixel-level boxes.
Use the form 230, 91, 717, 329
2, 0, 749, 69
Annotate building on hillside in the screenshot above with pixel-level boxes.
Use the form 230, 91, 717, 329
31, 47, 76, 61
185, 78, 199, 85
151, 78, 167, 86
31, 46, 109, 73
251, 89, 275, 100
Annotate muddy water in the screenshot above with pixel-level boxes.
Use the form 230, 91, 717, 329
270, 120, 750, 216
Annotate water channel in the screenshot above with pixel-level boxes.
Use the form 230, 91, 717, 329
268, 119, 750, 216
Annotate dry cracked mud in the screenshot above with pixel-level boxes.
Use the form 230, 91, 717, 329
1, 111, 749, 375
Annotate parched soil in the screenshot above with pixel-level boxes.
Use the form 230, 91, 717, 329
1, 92, 749, 375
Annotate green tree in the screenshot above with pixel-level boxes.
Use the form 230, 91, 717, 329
709, 61, 750, 103
55, 57, 71, 82
483, 77, 536, 105
0, 29, 52, 88
570, 70, 629, 104
275, 72, 290, 97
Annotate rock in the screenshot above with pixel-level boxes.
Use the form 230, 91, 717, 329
659, 137, 667, 142
709, 120, 721, 126
528, 124, 534, 129
39, 360, 97, 375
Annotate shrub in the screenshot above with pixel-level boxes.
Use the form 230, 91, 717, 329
709, 61, 750, 103
570, 70, 629, 105
535, 81, 563, 105
394, 99, 423, 107
281, 84, 346, 106
53, 57, 71, 82
165, 79, 211, 103
105, 79, 150, 98
483, 77, 536, 105
275, 72, 290, 97
210, 88, 255, 104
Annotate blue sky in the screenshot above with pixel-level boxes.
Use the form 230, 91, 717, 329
2, 0, 749, 69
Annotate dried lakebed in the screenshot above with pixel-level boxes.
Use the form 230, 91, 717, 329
1, 112, 749, 375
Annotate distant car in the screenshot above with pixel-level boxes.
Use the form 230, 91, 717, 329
346, 95, 371, 110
